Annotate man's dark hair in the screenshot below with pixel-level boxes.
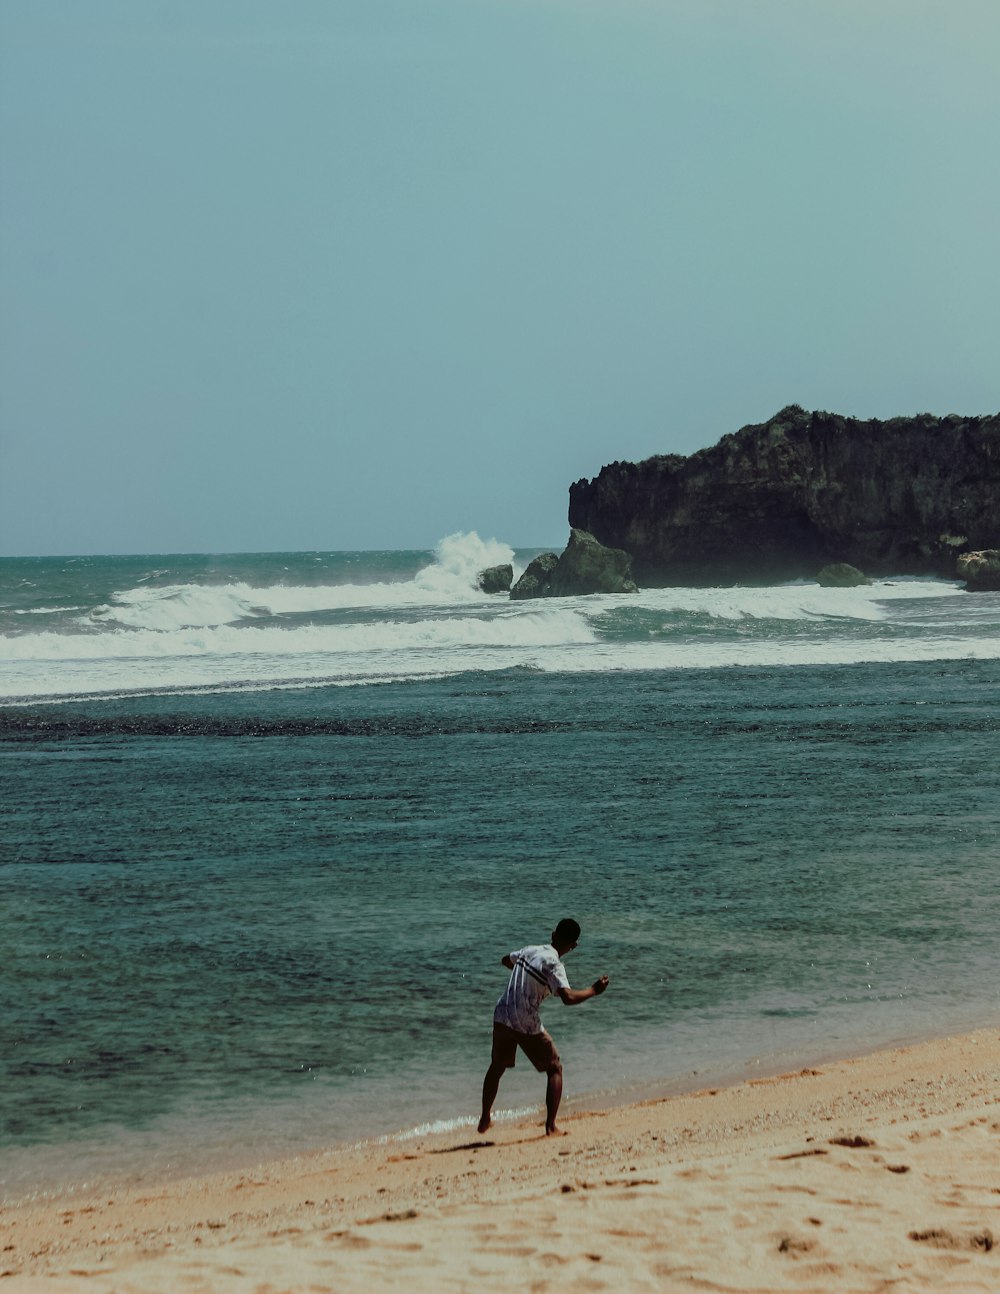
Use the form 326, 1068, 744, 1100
554, 918, 581, 944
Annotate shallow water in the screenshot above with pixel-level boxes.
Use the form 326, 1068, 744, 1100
2, 543, 999, 1200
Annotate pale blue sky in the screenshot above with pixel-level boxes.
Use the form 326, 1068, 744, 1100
1, 0, 997, 555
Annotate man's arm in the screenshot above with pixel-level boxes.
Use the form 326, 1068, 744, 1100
558, 975, 609, 1006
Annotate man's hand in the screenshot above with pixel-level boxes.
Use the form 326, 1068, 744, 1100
558, 976, 610, 1006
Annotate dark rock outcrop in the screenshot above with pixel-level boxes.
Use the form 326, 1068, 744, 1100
568, 406, 1000, 586
510, 531, 637, 600
816, 562, 870, 587
547, 528, 637, 596
477, 563, 513, 593
510, 552, 559, 600
957, 550, 1000, 592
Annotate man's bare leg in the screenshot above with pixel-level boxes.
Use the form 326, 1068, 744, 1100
544, 1063, 564, 1135
479, 1060, 505, 1134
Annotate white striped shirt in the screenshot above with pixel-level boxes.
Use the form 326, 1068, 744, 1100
493, 944, 570, 1035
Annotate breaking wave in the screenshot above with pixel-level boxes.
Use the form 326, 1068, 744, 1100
1, 534, 994, 703
83, 532, 517, 631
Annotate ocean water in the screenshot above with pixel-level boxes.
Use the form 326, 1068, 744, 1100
2, 533, 999, 1201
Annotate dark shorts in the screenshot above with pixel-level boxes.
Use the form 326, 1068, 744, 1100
491, 1021, 561, 1073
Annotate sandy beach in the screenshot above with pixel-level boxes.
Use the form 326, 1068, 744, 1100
3, 1029, 998, 1293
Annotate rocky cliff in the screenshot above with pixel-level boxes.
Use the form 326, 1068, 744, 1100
568, 406, 1000, 585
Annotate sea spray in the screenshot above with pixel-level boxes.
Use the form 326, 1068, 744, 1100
413, 531, 517, 599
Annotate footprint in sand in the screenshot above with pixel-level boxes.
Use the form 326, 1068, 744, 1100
777, 1235, 817, 1255
326, 1232, 373, 1249
908, 1228, 994, 1252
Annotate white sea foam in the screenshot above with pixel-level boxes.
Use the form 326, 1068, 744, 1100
88, 583, 271, 631
390, 1106, 536, 1141
535, 635, 1000, 673
82, 532, 517, 632
13, 606, 81, 615
3, 629, 997, 705
2, 607, 594, 662
630, 578, 964, 623
1, 555, 993, 703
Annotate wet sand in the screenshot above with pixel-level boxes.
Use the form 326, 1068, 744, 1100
3, 1028, 999, 1292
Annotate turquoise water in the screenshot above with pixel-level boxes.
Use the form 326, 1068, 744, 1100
2, 538, 999, 1199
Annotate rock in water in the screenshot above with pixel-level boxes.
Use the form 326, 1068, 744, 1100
568, 406, 1000, 585
957, 550, 1000, 592
547, 529, 637, 596
509, 532, 637, 599
477, 564, 513, 593
816, 562, 870, 587
510, 552, 559, 600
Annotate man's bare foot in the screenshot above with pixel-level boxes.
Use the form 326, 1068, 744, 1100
545, 1123, 568, 1136
478, 1115, 491, 1134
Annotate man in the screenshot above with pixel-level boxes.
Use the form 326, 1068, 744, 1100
479, 918, 610, 1136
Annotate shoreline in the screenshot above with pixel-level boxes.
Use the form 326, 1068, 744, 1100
8, 1006, 997, 1210
4, 1026, 999, 1291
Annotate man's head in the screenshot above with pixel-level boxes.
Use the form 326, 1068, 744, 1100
552, 918, 581, 953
